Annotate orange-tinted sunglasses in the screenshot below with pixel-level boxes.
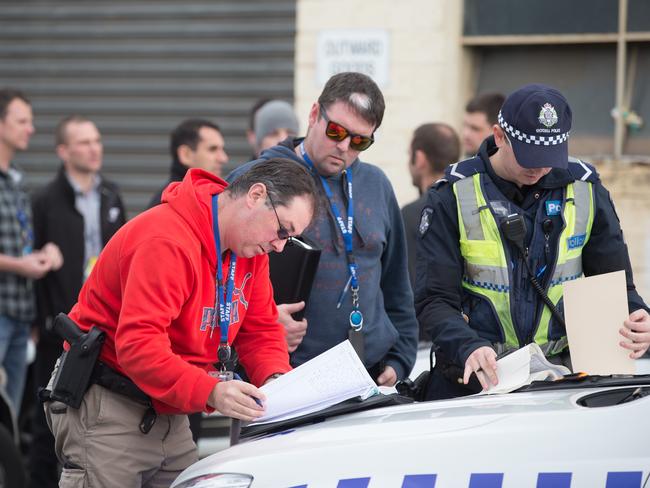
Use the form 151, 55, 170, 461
319, 104, 374, 151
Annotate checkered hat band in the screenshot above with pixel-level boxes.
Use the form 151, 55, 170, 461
498, 111, 569, 146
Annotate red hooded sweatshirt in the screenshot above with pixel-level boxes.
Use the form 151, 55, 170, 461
69, 169, 291, 415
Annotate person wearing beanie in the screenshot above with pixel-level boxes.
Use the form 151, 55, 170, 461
148, 118, 228, 208
248, 99, 299, 158
415, 83, 650, 400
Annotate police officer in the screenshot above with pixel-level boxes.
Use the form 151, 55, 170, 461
415, 84, 650, 400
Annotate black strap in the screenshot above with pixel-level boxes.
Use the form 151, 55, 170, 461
139, 407, 157, 434
41, 359, 158, 434
91, 362, 151, 406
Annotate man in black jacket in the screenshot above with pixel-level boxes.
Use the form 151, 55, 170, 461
148, 118, 228, 209
28, 115, 126, 488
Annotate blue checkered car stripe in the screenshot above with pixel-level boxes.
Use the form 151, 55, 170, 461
289, 470, 644, 487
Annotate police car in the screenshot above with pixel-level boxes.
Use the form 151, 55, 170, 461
172, 373, 650, 488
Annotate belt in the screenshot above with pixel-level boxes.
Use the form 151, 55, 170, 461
91, 362, 151, 406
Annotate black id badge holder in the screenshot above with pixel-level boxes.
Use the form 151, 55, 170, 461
348, 328, 364, 362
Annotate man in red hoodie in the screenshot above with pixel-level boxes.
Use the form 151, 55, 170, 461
44, 158, 317, 487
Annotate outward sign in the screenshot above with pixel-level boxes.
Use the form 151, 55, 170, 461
316, 30, 390, 87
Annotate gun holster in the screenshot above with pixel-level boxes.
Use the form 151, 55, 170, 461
395, 345, 437, 402
48, 313, 105, 409
436, 349, 483, 394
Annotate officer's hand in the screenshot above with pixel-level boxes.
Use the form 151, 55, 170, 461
463, 346, 498, 390
376, 365, 397, 387
208, 380, 266, 421
619, 309, 650, 359
277, 302, 308, 352
19, 253, 51, 279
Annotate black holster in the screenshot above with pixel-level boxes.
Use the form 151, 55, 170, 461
43, 314, 157, 434
48, 313, 106, 409
395, 346, 436, 402
435, 348, 482, 394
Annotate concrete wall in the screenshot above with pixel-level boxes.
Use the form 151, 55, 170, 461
295, 0, 466, 207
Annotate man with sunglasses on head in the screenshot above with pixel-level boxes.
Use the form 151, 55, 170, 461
43, 159, 318, 486
415, 84, 650, 401
228, 72, 418, 387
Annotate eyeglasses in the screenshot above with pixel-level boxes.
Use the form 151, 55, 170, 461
319, 104, 374, 151
267, 193, 291, 241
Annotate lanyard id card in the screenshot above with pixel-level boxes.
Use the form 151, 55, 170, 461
84, 256, 98, 282
348, 327, 365, 363
211, 194, 238, 372
210, 370, 234, 382
300, 142, 364, 336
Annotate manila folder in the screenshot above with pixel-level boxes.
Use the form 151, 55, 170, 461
563, 270, 635, 375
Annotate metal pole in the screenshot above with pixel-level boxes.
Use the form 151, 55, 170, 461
614, 0, 628, 167
229, 418, 241, 446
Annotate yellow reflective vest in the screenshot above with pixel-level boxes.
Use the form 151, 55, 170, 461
452, 171, 595, 355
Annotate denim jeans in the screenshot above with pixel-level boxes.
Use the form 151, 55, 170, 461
0, 314, 30, 412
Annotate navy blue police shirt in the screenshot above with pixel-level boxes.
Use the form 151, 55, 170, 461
414, 136, 649, 368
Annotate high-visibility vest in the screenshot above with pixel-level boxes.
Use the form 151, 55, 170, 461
452, 173, 595, 355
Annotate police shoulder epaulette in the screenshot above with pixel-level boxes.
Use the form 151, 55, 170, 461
444, 157, 483, 183
432, 177, 448, 190
567, 157, 600, 183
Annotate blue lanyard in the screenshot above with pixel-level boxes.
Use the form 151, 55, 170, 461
299, 143, 362, 328
16, 204, 33, 255
211, 195, 237, 363
8, 176, 33, 254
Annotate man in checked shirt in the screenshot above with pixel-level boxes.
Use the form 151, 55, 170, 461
0, 88, 62, 411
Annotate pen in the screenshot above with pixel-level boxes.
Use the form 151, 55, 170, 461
336, 275, 353, 309
231, 372, 264, 407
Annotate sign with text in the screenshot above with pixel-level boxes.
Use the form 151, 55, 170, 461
316, 30, 390, 87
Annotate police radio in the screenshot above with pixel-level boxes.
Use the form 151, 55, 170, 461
500, 214, 566, 330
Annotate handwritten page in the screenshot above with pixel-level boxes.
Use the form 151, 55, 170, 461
563, 270, 635, 375
253, 340, 378, 425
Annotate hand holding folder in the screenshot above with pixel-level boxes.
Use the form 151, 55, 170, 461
268, 237, 321, 320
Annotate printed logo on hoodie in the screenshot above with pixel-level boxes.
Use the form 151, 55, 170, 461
199, 272, 253, 333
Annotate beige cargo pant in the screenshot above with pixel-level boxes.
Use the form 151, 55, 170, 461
45, 381, 198, 487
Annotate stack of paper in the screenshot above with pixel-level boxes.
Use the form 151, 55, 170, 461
253, 340, 378, 424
